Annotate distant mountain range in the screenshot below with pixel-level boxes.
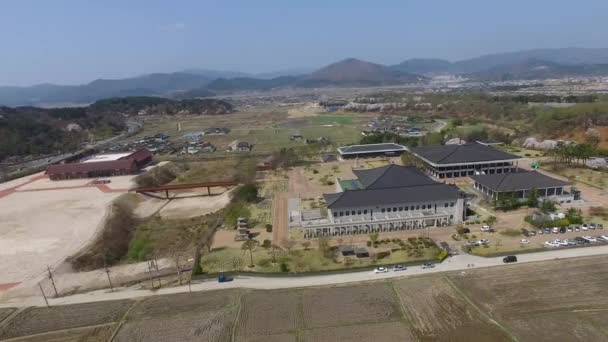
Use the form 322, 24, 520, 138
3, 47, 608, 107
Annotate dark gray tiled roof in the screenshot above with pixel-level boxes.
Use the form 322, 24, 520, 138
471, 171, 570, 192
324, 183, 462, 209
353, 164, 437, 189
411, 143, 519, 164
338, 143, 406, 155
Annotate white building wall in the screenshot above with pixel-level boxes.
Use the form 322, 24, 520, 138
329, 199, 463, 224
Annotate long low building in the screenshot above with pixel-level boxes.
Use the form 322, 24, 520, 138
409, 142, 521, 179
337, 143, 407, 160
46, 148, 152, 181
471, 170, 575, 202
293, 164, 467, 238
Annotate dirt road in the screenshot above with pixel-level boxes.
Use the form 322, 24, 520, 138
272, 194, 289, 246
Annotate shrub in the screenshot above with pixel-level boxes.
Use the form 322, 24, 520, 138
437, 249, 448, 261
456, 227, 468, 234
499, 228, 521, 237
366, 241, 372, 247
232, 184, 258, 203
312, 169, 319, 174
224, 202, 251, 226
375, 251, 391, 259
265, 224, 273, 232
280, 262, 290, 272
262, 239, 272, 248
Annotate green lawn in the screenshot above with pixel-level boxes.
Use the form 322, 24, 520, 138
311, 114, 354, 125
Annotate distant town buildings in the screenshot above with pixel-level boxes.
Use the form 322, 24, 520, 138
337, 143, 407, 160
228, 140, 252, 152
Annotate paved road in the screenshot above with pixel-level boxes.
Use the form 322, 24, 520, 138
3, 244, 608, 309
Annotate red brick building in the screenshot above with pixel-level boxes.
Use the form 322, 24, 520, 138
45, 148, 153, 181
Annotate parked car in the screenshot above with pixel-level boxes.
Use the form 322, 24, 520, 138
392, 265, 407, 272
528, 230, 536, 236
544, 227, 551, 234
538, 229, 544, 235
589, 223, 596, 230
582, 224, 589, 231
481, 225, 491, 232
462, 228, 471, 234
598, 224, 604, 229
520, 239, 530, 244
421, 263, 435, 269
600, 235, 608, 242
552, 227, 559, 234
567, 227, 573, 232
374, 267, 389, 274
478, 239, 490, 245
575, 226, 581, 232
559, 227, 566, 234
545, 241, 559, 247
575, 237, 590, 244
503, 255, 518, 263
582, 236, 597, 242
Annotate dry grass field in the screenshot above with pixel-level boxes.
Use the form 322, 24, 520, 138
301, 282, 401, 328
447, 255, 608, 342
235, 290, 300, 338
0, 300, 133, 340
5, 256, 608, 341
114, 290, 240, 342
7, 325, 116, 342
393, 275, 512, 341
0, 308, 14, 323
301, 321, 417, 342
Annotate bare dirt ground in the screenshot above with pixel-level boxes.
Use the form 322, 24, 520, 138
0, 173, 135, 295
286, 104, 322, 119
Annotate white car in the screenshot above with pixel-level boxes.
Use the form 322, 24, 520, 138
552, 227, 559, 234
374, 267, 389, 274
478, 239, 490, 245
600, 235, 608, 241
582, 224, 589, 231
544, 241, 559, 247
481, 225, 491, 232
520, 239, 530, 244
582, 236, 597, 242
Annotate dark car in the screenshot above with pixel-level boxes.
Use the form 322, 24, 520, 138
503, 255, 518, 263
559, 227, 566, 234
575, 237, 590, 244
462, 228, 471, 234
521, 228, 530, 236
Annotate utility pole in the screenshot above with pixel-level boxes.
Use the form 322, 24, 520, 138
105, 268, 114, 292
153, 254, 161, 288
46, 265, 58, 297
175, 254, 181, 285
38, 283, 49, 307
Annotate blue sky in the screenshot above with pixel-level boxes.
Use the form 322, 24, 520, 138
1, 0, 607, 86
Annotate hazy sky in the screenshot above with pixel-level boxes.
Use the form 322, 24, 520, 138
1, 0, 607, 86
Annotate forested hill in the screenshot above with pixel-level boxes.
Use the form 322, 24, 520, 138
0, 97, 234, 160
88, 97, 234, 115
